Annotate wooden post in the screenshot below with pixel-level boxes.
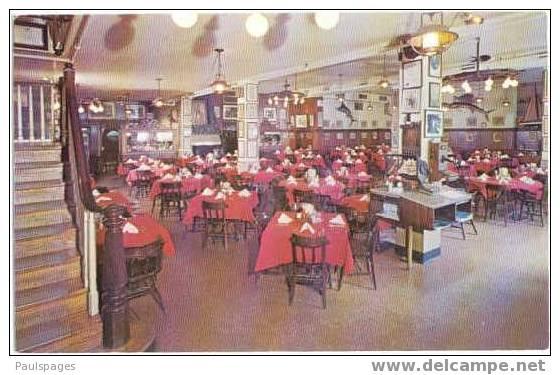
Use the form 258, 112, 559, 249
406, 225, 413, 270
101, 204, 130, 349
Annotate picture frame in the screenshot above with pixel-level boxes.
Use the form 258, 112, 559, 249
247, 122, 259, 140
191, 100, 207, 125
223, 105, 238, 120
401, 88, 422, 113
295, 115, 307, 128
402, 59, 422, 89
89, 102, 115, 119
125, 104, 145, 120
428, 82, 441, 108
428, 54, 442, 78
14, 20, 49, 50
424, 109, 443, 138
263, 107, 277, 122
213, 105, 221, 119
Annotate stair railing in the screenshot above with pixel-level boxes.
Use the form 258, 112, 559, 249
61, 63, 130, 350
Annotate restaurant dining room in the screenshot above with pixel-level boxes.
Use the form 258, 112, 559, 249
10, 9, 550, 354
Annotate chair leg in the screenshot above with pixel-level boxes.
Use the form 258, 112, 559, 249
460, 222, 466, 240
287, 277, 295, 305
151, 197, 157, 215
151, 288, 166, 313
539, 202, 544, 227
369, 258, 377, 290
470, 219, 478, 235
321, 274, 327, 309
337, 266, 344, 291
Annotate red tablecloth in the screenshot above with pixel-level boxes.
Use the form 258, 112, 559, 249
467, 177, 544, 200
469, 160, 498, 173
253, 170, 284, 184
149, 175, 214, 199
97, 214, 175, 256
339, 195, 392, 231
95, 191, 132, 212
344, 173, 373, 189
182, 191, 259, 225
279, 178, 345, 204
255, 212, 354, 274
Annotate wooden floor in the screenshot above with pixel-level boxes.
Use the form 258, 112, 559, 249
101, 176, 549, 352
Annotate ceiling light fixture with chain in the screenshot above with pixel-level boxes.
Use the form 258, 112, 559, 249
407, 12, 458, 56
210, 48, 229, 94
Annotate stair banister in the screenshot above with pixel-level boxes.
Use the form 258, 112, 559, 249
62, 63, 130, 349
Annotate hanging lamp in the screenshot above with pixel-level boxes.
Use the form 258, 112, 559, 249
407, 12, 458, 56
210, 48, 229, 94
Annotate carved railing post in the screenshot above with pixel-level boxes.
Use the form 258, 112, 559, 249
101, 204, 130, 349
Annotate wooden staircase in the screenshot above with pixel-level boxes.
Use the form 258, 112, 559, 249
14, 142, 102, 353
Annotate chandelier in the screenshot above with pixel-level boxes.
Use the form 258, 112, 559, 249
267, 78, 305, 108
407, 12, 458, 56
210, 48, 229, 94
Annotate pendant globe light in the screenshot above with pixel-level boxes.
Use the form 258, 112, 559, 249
378, 54, 390, 89
314, 12, 340, 30
245, 13, 269, 38
171, 12, 198, 28
210, 48, 229, 94
407, 12, 458, 56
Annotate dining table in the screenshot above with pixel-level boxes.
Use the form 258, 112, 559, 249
466, 176, 544, 200
254, 211, 354, 274
149, 175, 214, 199
97, 213, 176, 256
278, 178, 346, 205
94, 191, 133, 213
181, 189, 259, 225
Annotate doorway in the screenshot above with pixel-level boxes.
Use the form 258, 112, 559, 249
101, 129, 120, 174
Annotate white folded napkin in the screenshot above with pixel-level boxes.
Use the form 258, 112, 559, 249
275, 150, 281, 154
266, 167, 274, 173
220, 157, 228, 163
359, 194, 370, 202
214, 192, 225, 200
309, 181, 319, 188
356, 159, 363, 164
137, 164, 151, 171
536, 168, 545, 174
96, 196, 112, 202
299, 222, 315, 234
358, 171, 368, 177
201, 188, 215, 196
277, 213, 293, 224
226, 153, 232, 157
92, 189, 101, 197
329, 214, 345, 225
335, 159, 342, 163
194, 173, 203, 179
122, 222, 139, 234
483, 158, 490, 163
479, 174, 488, 181
125, 158, 135, 164
460, 161, 467, 166
238, 189, 251, 198
316, 155, 322, 159
162, 173, 174, 180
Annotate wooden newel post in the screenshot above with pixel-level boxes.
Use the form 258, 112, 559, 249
101, 204, 130, 349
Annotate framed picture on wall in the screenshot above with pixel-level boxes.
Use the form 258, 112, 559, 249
402, 59, 422, 89
126, 104, 145, 119
89, 102, 115, 119
213, 105, 221, 119
401, 88, 421, 113
425, 109, 443, 138
308, 114, 314, 127
428, 54, 442, 77
428, 83, 441, 108
247, 122, 259, 140
223, 105, 238, 120
295, 115, 307, 128
263, 107, 277, 121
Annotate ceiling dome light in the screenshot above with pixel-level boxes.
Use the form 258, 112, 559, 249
210, 48, 229, 93
408, 12, 458, 56
314, 12, 340, 30
502, 99, 511, 107
378, 79, 390, 89
171, 12, 198, 28
475, 97, 483, 104
461, 80, 472, 94
267, 97, 273, 106
245, 13, 269, 38
78, 105, 85, 114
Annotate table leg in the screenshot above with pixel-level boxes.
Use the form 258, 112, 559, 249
406, 225, 413, 270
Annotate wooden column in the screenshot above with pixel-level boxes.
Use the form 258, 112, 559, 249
101, 204, 130, 349
541, 69, 549, 169
180, 96, 193, 155
237, 83, 260, 171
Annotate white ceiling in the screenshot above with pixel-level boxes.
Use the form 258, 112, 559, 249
14, 11, 548, 99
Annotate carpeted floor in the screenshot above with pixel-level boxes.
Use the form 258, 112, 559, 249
100, 175, 549, 352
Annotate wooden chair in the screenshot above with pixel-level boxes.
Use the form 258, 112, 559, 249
484, 185, 516, 226
159, 181, 182, 219
132, 170, 154, 198
517, 189, 544, 226
347, 216, 378, 290
293, 188, 315, 205
272, 185, 289, 212
314, 194, 337, 213
452, 207, 478, 239
201, 200, 230, 250
287, 234, 330, 309
354, 178, 371, 194
125, 239, 165, 312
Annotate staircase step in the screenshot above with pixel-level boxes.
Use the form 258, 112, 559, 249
14, 207, 72, 232
15, 226, 76, 259
15, 145, 62, 164
15, 222, 75, 242
15, 179, 65, 191
16, 282, 88, 330
16, 255, 81, 291
15, 200, 68, 215
14, 162, 64, 184
14, 183, 66, 206
15, 248, 79, 272
14, 141, 61, 151
16, 312, 102, 353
